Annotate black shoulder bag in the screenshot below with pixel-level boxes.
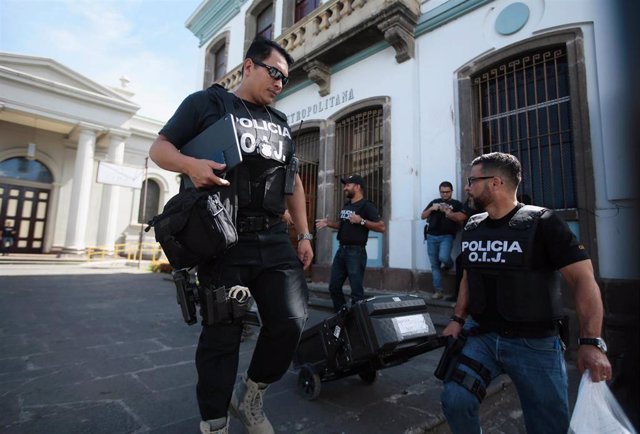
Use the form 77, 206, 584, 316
146, 188, 237, 269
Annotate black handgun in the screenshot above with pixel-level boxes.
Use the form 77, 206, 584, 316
434, 331, 468, 381
172, 271, 262, 327
173, 269, 199, 325
558, 315, 570, 349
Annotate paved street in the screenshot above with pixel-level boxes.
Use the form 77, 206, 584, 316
0, 259, 572, 434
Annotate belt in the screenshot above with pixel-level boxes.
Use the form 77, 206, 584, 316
492, 326, 558, 339
339, 244, 366, 248
236, 215, 282, 233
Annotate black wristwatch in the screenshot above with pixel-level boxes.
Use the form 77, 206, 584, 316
450, 315, 466, 326
578, 337, 608, 354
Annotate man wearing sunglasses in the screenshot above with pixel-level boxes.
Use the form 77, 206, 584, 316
439, 152, 611, 434
150, 37, 312, 434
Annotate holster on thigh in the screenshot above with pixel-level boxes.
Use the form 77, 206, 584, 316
450, 354, 492, 402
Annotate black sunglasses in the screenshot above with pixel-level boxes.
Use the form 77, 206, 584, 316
467, 175, 496, 186
252, 59, 289, 86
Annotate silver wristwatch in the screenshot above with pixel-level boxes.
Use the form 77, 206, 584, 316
297, 233, 314, 242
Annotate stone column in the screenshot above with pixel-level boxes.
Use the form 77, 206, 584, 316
63, 124, 99, 254
96, 131, 129, 253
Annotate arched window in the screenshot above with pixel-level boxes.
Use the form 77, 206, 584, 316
458, 29, 596, 257
472, 46, 576, 210
282, 0, 319, 30
256, 3, 274, 39
203, 33, 229, 88
244, 0, 276, 54
137, 179, 160, 224
0, 157, 53, 183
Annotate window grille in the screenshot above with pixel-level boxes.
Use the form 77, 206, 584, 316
334, 107, 384, 213
296, 130, 320, 227
473, 46, 576, 210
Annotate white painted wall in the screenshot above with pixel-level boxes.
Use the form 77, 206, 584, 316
412, 0, 637, 278
194, 0, 637, 279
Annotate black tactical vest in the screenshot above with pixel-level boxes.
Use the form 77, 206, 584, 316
207, 85, 295, 217
461, 205, 564, 322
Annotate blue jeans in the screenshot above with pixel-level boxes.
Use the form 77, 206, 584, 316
441, 322, 569, 434
328, 245, 367, 312
426, 234, 454, 291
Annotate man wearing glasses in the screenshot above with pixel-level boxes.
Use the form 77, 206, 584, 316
420, 181, 468, 299
150, 37, 312, 434
440, 152, 611, 434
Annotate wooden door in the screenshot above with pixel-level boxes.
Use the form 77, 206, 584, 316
0, 184, 50, 253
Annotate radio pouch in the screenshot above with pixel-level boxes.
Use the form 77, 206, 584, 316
199, 285, 255, 326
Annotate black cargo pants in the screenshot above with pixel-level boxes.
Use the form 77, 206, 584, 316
195, 222, 308, 420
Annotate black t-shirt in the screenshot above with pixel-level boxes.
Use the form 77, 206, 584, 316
424, 198, 465, 235
159, 86, 294, 213
472, 203, 590, 332
337, 199, 381, 246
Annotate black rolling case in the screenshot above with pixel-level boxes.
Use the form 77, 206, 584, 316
294, 294, 444, 400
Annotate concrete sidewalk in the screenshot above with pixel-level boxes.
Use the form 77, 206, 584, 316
0, 261, 581, 433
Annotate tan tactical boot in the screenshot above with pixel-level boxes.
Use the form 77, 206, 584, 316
199, 416, 229, 434
229, 373, 274, 434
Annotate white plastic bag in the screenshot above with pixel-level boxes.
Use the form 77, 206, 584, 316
568, 370, 637, 434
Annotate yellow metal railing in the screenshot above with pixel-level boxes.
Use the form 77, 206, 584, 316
86, 242, 163, 262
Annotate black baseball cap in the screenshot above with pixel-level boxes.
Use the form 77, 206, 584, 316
341, 174, 365, 188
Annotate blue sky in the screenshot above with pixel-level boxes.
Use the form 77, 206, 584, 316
0, 0, 203, 121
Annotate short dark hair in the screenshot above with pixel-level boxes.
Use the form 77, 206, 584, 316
439, 181, 453, 190
471, 152, 522, 188
245, 36, 294, 66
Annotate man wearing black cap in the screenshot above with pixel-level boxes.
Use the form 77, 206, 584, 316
316, 175, 386, 311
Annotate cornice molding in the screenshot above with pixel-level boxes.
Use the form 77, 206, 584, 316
0, 66, 140, 113
415, 0, 493, 37
105, 128, 131, 141
186, 0, 249, 47
0, 52, 127, 101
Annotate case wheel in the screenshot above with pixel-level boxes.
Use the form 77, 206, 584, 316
298, 364, 321, 400
358, 368, 378, 384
